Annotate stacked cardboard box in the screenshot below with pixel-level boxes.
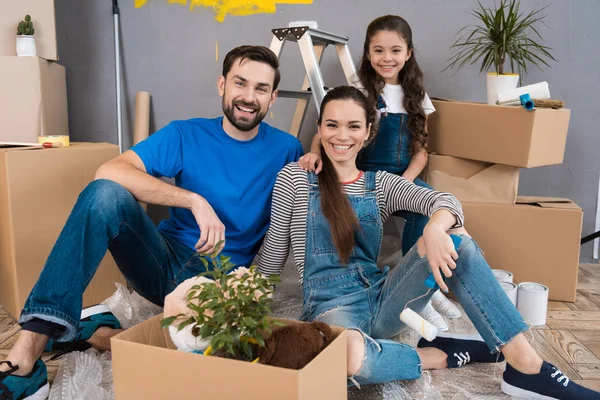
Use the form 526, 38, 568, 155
0, 0, 68, 145
427, 99, 581, 302
0, 144, 126, 319
0, 2, 124, 319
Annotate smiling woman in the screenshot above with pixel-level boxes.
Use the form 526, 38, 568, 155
315, 87, 374, 264
255, 86, 600, 398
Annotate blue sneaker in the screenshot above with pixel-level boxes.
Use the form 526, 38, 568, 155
0, 359, 49, 400
417, 333, 505, 368
502, 361, 600, 399
43, 304, 121, 358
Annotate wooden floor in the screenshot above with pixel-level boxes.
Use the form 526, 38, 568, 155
1, 264, 600, 394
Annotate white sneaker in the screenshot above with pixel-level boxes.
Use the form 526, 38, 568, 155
431, 290, 462, 319
420, 301, 449, 332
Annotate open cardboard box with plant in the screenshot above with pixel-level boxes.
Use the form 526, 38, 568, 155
111, 246, 348, 399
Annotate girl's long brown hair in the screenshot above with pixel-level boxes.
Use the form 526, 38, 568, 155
317, 86, 375, 264
358, 15, 428, 154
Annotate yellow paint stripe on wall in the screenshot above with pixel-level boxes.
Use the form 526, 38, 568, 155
135, 0, 313, 23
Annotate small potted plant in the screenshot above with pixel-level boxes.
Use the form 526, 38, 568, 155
444, 0, 556, 104
162, 246, 282, 362
16, 14, 36, 57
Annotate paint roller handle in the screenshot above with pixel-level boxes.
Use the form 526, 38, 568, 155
424, 234, 463, 290
519, 94, 534, 111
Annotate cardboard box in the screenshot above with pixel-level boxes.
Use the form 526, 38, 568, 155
112, 315, 348, 400
428, 99, 570, 168
0, 56, 68, 145
426, 154, 519, 204
0, 0, 58, 60
0, 143, 125, 319
463, 197, 583, 302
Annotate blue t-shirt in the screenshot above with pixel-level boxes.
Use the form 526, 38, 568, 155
131, 117, 303, 267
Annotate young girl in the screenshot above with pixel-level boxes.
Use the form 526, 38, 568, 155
260, 86, 598, 399
299, 15, 458, 330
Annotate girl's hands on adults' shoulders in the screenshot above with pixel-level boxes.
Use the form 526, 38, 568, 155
298, 152, 323, 173
299, 132, 324, 173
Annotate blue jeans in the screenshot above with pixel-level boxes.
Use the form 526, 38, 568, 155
301, 172, 528, 386
19, 179, 207, 341
304, 236, 528, 386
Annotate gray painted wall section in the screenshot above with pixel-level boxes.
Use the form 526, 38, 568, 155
54, 0, 600, 261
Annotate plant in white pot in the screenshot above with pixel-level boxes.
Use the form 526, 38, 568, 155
162, 245, 282, 362
16, 15, 37, 57
444, 0, 556, 105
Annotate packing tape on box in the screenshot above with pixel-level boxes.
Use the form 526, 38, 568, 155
38, 135, 70, 148
517, 282, 549, 326
500, 281, 518, 307
492, 269, 514, 283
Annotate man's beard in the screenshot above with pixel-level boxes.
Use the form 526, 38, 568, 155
222, 98, 267, 132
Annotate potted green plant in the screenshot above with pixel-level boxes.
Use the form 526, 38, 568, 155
162, 246, 282, 362
16, 14, 36, 57
444, 0, 556, 105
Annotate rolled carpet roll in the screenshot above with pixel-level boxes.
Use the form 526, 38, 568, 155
133, 91, 151, 145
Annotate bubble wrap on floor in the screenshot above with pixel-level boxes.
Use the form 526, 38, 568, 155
101, 283, 163, 329
48, 348, 113, 400
49, 256, 511, 399
47, 284, 162, 400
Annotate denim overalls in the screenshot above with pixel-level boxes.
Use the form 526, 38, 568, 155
357, 94, 433, 255
300, 171, 528, 386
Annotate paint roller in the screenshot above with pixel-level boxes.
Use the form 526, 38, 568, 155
496, 82, 551, 111
496, 81, 550, 104
400, 308, 438, 342
399, 235, 463, 342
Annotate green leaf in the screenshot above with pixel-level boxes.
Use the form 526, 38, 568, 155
255, 335, 266, 348
199, 323, 214, 338
220, 255, 231, 265
443, 0, 555, 75
176, 319, 194, 332
160, 315, 178, 328
200, 256, 209, 269
240, 338, 251, 360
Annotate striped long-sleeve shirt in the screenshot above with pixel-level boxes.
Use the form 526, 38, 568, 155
258, 163, 464, 283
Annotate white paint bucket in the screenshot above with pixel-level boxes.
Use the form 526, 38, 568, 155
492, 269, 514, 283
517, 282, 549, 326
500, 281, 518, 307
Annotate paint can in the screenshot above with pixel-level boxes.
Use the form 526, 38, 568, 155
517, 282, 549, 326
500, 281, 518, 307
492, 269, 514, 283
